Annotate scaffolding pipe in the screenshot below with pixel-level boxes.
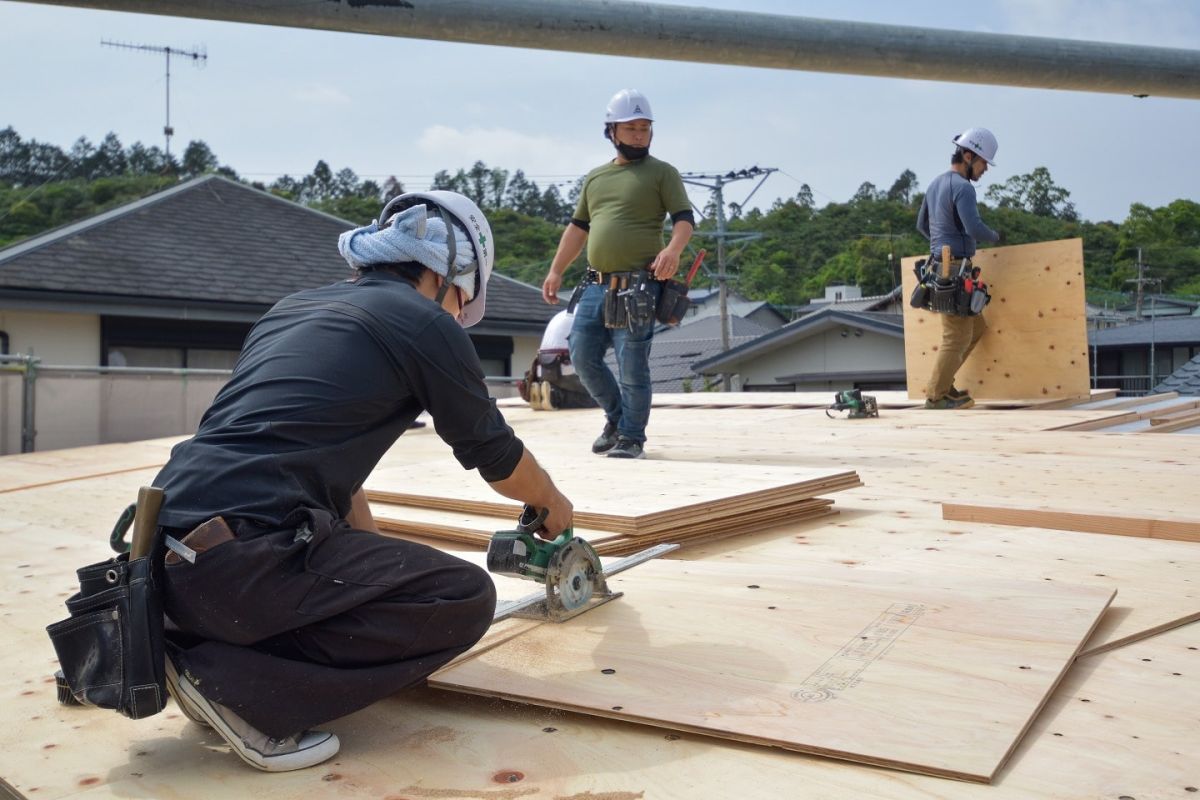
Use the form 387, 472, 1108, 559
0, 354, 41, 453
17, 0, 1200, 99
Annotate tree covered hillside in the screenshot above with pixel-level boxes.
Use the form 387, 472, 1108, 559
3, 127, 1198, 304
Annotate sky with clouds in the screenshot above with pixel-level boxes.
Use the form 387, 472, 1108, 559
3, 0, 1200, 225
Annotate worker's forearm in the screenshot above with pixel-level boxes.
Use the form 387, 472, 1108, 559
488, 448, 561, 508
549, 224, 588, 276
664, 221, 694, 256
488, 448, 572, 536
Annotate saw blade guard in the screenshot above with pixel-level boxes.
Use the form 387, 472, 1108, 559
547, 538, 608, 612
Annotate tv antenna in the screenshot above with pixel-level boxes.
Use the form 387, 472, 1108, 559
101, 40, 207, 162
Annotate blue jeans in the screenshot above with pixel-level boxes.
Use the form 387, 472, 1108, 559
568, 280, 660, 445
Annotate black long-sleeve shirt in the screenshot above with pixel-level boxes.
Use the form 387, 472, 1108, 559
154, 272, 523, 530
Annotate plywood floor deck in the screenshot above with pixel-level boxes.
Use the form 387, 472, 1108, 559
1, 400, 1198, 798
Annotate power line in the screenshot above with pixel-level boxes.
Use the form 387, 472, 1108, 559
679, 166, 778, 390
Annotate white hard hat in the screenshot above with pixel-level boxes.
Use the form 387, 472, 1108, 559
377, 190, 494, 328
952, 127, 998, 165
605, 89, 654, 123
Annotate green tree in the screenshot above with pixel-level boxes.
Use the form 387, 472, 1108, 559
180, 140, 219, 178
985, 166, 1077, 221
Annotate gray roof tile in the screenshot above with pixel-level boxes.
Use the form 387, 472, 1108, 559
0, 176, 554, 327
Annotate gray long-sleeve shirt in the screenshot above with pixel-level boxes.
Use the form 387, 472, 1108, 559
916, 171, 999, 258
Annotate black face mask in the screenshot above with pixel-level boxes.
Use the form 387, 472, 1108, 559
615, 142, 650, 161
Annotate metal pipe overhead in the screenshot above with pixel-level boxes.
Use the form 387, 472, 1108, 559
18, 0, 1200, 99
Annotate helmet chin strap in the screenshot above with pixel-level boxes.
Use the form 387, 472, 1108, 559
432, 205, 460, 305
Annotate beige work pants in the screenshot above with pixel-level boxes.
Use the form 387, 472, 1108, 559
924, 312, 987, 400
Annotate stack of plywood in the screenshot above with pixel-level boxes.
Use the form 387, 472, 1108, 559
366, 458, 861, 555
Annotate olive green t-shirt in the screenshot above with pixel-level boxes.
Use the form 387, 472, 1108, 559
573, 155, 691, 272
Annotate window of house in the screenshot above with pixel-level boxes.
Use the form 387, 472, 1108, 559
468, 334, 514, 377
102, 317, 252, 370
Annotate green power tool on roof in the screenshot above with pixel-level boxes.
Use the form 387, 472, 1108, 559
487, 505, 619, 622
825, 389, 879, 419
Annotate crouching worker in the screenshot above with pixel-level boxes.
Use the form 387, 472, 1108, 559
522, 309, 597, 410
151, 191, 573, 772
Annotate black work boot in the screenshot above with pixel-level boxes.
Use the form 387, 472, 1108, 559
591, 420, 619, 454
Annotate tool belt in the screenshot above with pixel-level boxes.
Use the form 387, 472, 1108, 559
46, 517, 168, 719
910, 256, 990, 317
586, 267, 658, 331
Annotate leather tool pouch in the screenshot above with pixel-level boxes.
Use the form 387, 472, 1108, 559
622, 273, 656, 331
603, 274, 630, 329
909, 259, 932, 309
655, 278, 691, 326
928, 277, 964, 315
46, 544, 167, 719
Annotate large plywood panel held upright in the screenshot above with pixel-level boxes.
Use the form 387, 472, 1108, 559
901, 239, 1090, 401
430, 559, 1115, 783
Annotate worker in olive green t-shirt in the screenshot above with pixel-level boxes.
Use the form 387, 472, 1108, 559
542, 89, 694, 460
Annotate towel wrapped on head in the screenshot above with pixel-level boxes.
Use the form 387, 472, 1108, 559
337, 204, 478, 299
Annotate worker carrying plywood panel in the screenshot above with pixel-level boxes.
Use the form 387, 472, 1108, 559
147, 191, 574, 772
914, 127, 1005, 410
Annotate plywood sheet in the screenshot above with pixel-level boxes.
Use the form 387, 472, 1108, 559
1048, 398, 1200, 432
649, 391, 925, 409
0, 437, 177, 494
901, 239, 1090, 401
367, 458, 861, 535
431, 559, 1114, 783
943, 502, 1200, 544
372, 498, 837, 556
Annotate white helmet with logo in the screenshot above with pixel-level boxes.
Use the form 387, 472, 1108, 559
376, 191, 494, 328
605, 89, 654, 123
952, 127, 998, 165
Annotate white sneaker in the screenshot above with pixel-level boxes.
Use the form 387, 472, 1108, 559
164, 655, 210, 728
165, 653, 340, 772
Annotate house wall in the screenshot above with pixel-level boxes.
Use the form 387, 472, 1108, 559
0, 312, 543, 451
728, 329, 905, 389
0, 370, 227, 455
512, 334, 539, 377
0, 309, 100, 364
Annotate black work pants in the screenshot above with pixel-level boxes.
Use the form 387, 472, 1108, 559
162, 507, 496, 738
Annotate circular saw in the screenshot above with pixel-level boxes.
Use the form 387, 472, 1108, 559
487, 505, 619, 622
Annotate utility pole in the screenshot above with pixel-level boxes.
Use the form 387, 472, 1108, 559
102, 40, 207, 162
1125, 247, 1159, 320
1124, 248, 1163, 392
680, 166, 777, 390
